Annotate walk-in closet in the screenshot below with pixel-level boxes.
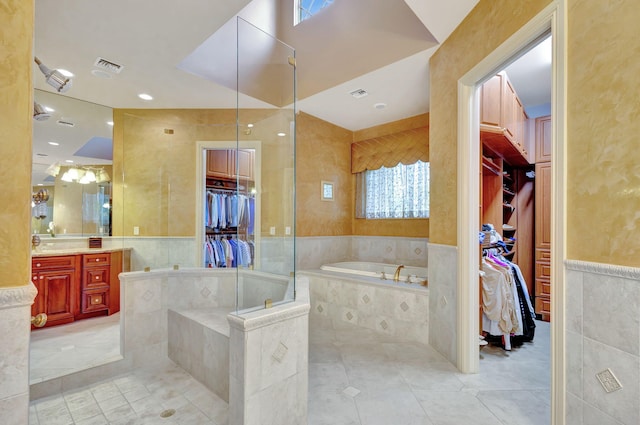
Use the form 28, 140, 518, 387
478, 37, 553, 353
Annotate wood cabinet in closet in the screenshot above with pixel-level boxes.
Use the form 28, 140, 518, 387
534, 115, 552, 321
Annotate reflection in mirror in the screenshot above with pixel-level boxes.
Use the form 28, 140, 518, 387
30, 90, 122, 385
32, 89, 113, 236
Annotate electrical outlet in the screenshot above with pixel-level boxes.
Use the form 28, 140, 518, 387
269, 226, 276, 235
133, 226, 140, 235
596, 368, 623, 393
285, 226, 291, 235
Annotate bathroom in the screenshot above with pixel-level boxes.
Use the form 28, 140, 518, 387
4, 1, 640, 425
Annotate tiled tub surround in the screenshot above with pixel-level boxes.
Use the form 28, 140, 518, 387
31, 267, 309, 425
303, 269, 429, 345
565, 260, 640, 425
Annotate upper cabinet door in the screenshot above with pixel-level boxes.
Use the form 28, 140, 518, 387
535, 115, 552, 163
207, 150, 233, 179
233, 149, 254, 181
480, 73, 503, 127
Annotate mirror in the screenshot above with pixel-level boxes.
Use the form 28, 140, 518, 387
30, 90, 121, 385
32, 89, 113, 237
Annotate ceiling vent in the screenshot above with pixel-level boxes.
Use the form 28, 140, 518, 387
57, 120, 75, 127
94, 57, 124, 74
349, 88, 368, 99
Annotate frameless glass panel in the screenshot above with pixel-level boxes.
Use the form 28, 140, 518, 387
236, 17, 296, 313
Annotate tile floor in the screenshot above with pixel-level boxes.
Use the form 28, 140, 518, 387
30, 313, 121, 384
30, 314, 550, 425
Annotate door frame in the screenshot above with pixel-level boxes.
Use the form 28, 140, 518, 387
456, 1, 566, 424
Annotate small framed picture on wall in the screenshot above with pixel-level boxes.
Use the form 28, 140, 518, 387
321, 181, 334, 201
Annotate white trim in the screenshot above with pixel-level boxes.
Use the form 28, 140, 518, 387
565, 260, 640, 280
456, 2, 566, 424
195, 141, 262, 268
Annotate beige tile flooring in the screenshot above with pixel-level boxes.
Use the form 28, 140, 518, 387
30, 314, 550, 425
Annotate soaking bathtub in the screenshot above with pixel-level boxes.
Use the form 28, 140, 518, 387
320, 261, 427, 285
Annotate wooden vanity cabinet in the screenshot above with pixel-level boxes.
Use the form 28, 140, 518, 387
31, 255, 81, 328
31, 249, 129, 328
81, 253, 111, 315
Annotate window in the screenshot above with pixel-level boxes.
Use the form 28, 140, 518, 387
356, 161, 430, 219
295, 0, 334, 25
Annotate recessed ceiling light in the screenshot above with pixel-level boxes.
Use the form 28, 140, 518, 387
277, 132, 286, 137
65, 160, 74, 163
138, 93, 153, 101
58, 69, 74, 77
107, 121, 114, 126
374, 103, 387, 110
247, 123, 254, 128
48, 141, 59, 146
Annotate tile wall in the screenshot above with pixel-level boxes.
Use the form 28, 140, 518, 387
304, 271, 429, 345
565, 260, 640, 425
0, 284, 37, 425
427, 243, 458, 364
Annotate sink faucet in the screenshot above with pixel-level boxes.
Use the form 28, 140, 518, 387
393, 265, 405, 282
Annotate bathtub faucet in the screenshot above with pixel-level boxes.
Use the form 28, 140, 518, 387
393, 265, 405, 282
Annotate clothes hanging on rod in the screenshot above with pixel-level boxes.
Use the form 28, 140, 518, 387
481, 248, 536, 350
204, 235, 253, 269
205, 190, 254, 233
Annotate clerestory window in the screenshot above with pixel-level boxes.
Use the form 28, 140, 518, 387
295, 0, 334, 25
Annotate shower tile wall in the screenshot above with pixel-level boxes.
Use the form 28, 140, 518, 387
565, 260, 640, 425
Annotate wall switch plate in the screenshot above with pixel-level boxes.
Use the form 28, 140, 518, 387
269, 226, 276, 235
285, 226, 291, 235
596, 368, 623, 393
133, 226, 140, 235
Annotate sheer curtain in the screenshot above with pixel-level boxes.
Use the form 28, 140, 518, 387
356, 160, 429, 219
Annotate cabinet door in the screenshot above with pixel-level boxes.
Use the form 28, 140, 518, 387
234, 149, 254, 180
480, 74, 503, 127
502, 79, 518, 142
535, 115, 552, 163
31, 273, 46, 318
41, 270, 75, 324
535, 162, 552, 249
207, 150, 232, 179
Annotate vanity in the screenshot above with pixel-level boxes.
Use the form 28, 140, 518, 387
31, 248, 131, 328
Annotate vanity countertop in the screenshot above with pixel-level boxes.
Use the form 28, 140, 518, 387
32, 247, 132, 257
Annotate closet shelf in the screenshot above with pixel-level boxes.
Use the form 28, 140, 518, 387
482, 156, 501, 176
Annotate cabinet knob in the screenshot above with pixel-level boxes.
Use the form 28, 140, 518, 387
40, 276, 44, 280
96, 276, 100, 280
95, 259, 100, 262
36, 263, 41, 267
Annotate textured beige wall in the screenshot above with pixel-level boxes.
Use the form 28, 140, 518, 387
0, 0, 33, 287
295, 112, 353, 237
112, 108, 292, 237
429, 0, 550, 246
566, 0, 640, 266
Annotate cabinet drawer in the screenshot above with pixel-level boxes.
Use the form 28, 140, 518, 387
83, 253, 110, 267
83, 266, 110, 289
33, 255, 76, 270
535, 261, 551, 280
535, 278, 551, 296
535, 296, 551, 318
536, 249, 551, 262
81, 289, 109, 313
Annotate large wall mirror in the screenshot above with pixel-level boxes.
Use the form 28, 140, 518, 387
30, 89, 120, 384
32, 89, 113, 237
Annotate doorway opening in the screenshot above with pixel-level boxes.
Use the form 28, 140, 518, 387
456, 4, 566, 424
